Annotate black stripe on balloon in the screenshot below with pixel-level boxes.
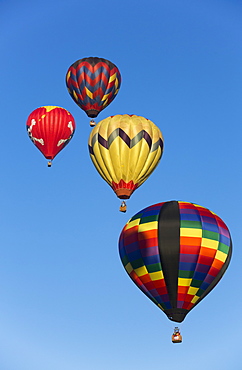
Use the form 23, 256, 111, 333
151, 137, 164, 153
130, 131, 151, 149
158, 201, 180, 308
95, 129, 157, 149
98, 133, 109, 149
88, 144, 94, 155
106, 128, 131, 148
158, 201, 188, 323
142, 131, 152, 149
119, 128, 131, 147
159, 138, 164, 150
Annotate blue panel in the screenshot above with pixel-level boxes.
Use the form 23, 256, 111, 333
202, 221, 219, 233
143, 254, 160, 266
126, 249, 142, 262
193, 271, 206, 281
179, 261, 196, 271
142, 208, 160, 217
219, 234, 230, 246
180, 213, 201, 222
200, 281, 210, 290
125, 241, 139, 254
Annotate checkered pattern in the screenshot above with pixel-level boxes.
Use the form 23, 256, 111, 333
178, 202, 231, 310
119, 201, 231, 315
119, 202, 168, 310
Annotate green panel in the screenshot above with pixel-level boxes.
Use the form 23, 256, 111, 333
131, 258, 145, 269
202, 229, 219, 241
121, 255, 129, 266
146, 262, 162, 273
218, 242, 230, 254
139, 214, 159, 224
130, 213, 143, 222
179, 270, 194, 278
196, 288, 205, 297
180, 220, 202, 229
190, 279, 203, 288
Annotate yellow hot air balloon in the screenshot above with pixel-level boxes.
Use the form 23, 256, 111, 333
88, 114, 164, 211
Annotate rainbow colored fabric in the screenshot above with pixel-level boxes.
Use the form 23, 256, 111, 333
119, 201, 232, 322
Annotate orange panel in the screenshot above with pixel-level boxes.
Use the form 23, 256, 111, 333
180, 236, 202, 246
138, 229, 158, 240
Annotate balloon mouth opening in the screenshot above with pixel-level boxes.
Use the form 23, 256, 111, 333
164, 309, 188, 323
87, 109, 99, 118
112, 181, 138, 199
115, 188, 132, 199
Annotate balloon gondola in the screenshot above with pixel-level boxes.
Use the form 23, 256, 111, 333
88, 114, 164, 211
172, 327, 182, 343
120, 201, 127, 213
119, 201, 232, 341
66, 57, 121, 126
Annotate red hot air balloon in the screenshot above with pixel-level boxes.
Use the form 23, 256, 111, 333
26, 106, 75, 166
66, 57, 121, 126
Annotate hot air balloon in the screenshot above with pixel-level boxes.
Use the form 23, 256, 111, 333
88, 115, 164, 211
26, 106, 75, 167
66, 57, 121, 126
119, 201, 232, 341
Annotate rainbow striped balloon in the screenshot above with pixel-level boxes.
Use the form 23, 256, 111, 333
119, 201, 232, 323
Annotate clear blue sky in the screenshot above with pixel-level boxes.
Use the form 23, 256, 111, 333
1, 1, 242, 369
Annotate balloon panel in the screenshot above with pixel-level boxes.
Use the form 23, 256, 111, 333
88, 115, 164, 199
119, 201, 232, 322
26, 106, 75, 160
66, 57, 121, 118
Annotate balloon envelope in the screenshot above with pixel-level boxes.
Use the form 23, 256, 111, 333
26, 106, 75, 161
88, 114, 164, 199
119, 201, 232, 322
66, 57, 121, 118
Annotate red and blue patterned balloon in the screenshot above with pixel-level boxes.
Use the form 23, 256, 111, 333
66, 57, 121, 119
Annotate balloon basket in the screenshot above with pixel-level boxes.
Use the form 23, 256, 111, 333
90, 119, 96, 127
119, 201, 127, 213
172, 327, 182, 343
47, 161, 52, 167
